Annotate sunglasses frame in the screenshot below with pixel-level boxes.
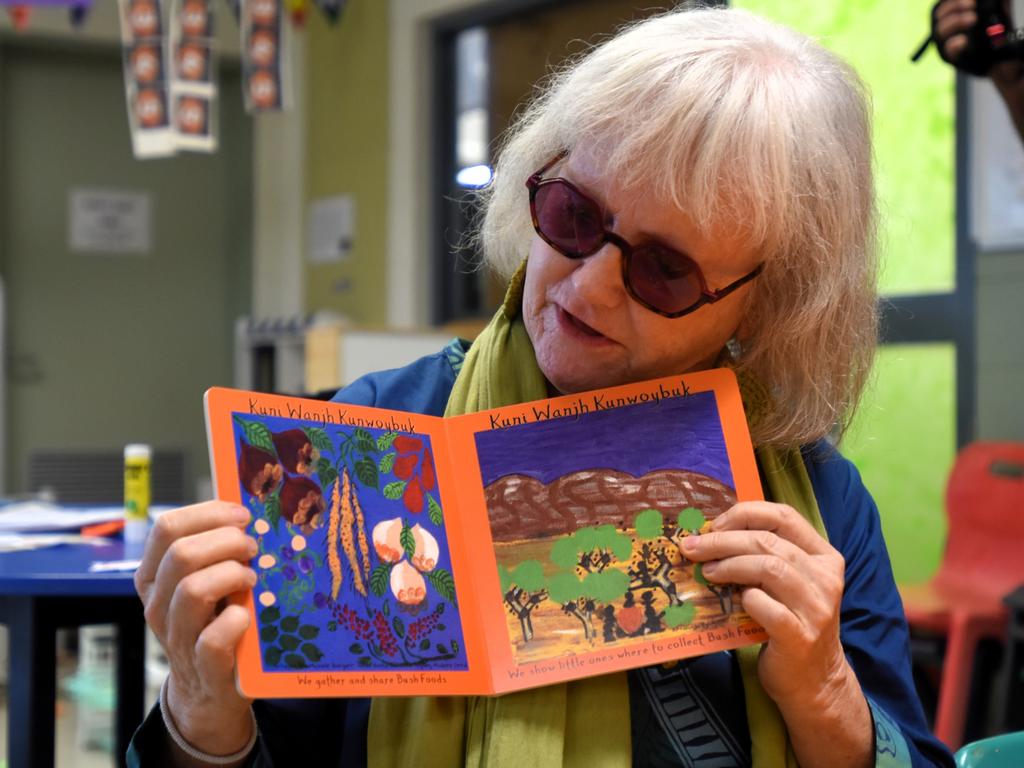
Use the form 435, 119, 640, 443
526, 150, 764, 319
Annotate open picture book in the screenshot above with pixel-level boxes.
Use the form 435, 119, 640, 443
204, 368, 768, 699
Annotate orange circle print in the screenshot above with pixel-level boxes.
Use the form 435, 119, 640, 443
136, 88, 165, 128
129, 0, 160, 38
177, 97, 207, 135
249, 70, 278, 110
250, 0, 278, 26
130, 46, 161, 84
249, 30, 277, 68
178, 44, 207, 81
181, 0, 209, 38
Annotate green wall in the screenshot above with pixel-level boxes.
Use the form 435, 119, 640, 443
843, 345, 956, 583
734, 0, 957, 584
735, 0, 955, 295
304, 1, 390, 324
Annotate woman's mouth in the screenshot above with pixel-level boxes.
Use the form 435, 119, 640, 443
555, 306, 615, 345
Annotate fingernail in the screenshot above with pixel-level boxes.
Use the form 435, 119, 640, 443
247, 568, 258, 586
711, 513, 728, 529
234, 506, 250, 523
247, 537, 259, 557
682, 535, 699, 552
702, 561, 719, 575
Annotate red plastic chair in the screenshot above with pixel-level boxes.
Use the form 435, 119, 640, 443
899, 442, 1024, 750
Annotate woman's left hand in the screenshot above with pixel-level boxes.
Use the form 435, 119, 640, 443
680, 501, 853, 710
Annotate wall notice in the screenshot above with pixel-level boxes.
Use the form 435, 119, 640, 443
308, 195, 354, 264
69, 189, 152, 254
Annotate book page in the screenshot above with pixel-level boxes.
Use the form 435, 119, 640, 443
204, 388, 491, 698
443, 370, 768, 694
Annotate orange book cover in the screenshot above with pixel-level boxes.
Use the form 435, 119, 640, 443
204, 368, 768, 700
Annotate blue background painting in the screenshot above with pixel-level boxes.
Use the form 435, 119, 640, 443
232, 414, 469, 673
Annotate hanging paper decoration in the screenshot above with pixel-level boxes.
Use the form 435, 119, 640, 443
170, 0, 218, 152
284, 0, 306, 27
69, 1, 91, 28
242, 0, 288, 113
314, 0, 345, 24
6, 5, 31, 32
1, 0, 96, 29
119, 0, 176, 158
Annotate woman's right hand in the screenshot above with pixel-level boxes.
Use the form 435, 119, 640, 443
134, 501, 258, 757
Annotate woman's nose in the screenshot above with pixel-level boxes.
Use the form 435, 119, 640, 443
570, 242, 627, 309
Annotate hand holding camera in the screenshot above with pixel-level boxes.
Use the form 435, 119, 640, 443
920, 0, 1024, 145
916, 0, 1023, 78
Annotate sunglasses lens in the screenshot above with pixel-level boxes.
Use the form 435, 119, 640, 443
628, 244, 703, 316
534, 181, 605, 256
529, 167, 713, 317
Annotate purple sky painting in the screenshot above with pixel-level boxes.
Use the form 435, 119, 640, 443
474, 390, 734, 488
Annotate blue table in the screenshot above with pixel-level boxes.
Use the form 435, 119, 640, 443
0, 539, 144, 768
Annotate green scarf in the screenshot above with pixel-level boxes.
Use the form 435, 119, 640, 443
369, 263, 826, 768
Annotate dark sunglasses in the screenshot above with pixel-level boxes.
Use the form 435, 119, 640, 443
526, 150, 764, 318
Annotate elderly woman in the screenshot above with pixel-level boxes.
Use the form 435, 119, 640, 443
129, 7, 954, 768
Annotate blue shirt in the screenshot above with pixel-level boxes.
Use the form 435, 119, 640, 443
129, 340, 953, 767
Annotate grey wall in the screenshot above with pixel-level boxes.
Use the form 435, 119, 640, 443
970, 76, 1024, 444
0, 40, 252, 500
976, 252, 1024, 441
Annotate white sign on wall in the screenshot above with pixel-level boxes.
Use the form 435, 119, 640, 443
69, 188, 152, 254
308, 195, 355, 264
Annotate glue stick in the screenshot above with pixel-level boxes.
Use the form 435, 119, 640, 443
124, 443, 152, 543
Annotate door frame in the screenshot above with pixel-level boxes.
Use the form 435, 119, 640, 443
388, 0, 578, 328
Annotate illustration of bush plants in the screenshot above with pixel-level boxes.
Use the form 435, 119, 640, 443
233, 416, 467, 672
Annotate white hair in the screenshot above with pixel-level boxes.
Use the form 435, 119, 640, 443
477, 5, 878, 448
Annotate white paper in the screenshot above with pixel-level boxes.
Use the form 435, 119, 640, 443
0, 534, 112, 553
169, 0, 219, 153
118, 0, 178, 160
0, 502, 172, 533
308, 196, 355, 264
0, 502, 123, 532
69, 189, 152, 254
89, 559, 143, 572
242, 0, 291, 113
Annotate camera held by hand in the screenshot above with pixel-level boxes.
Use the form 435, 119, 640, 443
913, 0, 1024, 75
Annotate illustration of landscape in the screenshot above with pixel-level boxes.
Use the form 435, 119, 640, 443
230, 414, 468, 674
473, 390, 760, 666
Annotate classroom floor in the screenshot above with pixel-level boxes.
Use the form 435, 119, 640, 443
0, 670, 113, 767
0, 690, 114, 768
0, 627, 161, 768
